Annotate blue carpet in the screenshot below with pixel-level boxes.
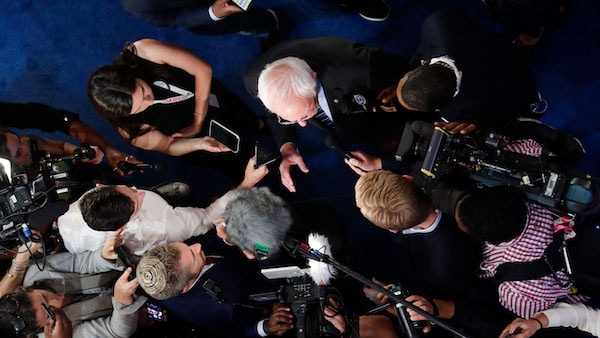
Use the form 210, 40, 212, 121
1, 0, 599, 315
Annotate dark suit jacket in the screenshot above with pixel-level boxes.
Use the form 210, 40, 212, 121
244, 36, 408, 149
160, 247, 275, 337
121, 0, 273, 36
411, 9, 536, 130
121, 0, 214, 28
396, 213, 480, 299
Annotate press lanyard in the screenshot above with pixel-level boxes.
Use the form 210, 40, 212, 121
152, 80, 194, 104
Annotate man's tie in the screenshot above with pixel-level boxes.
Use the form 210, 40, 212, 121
313, 107, 334, 128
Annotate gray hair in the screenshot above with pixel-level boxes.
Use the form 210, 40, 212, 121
257, 56, 317, 113
224, 187, 292, 257
137, 243, 191, 300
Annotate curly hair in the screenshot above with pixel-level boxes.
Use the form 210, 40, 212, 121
457, 185, 528, 244
137, 243, 192, 300
400, 64, 456, 112
355, 170, 431, 231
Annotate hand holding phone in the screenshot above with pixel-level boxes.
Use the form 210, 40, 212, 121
42, 303, 56, 327
43, 306, 72, 338
209, 120, 240, 153
254, 143, 280, 169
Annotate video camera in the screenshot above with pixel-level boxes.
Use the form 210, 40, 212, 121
395, 121, 597, 215
250, 269, 344, 338
0, 139, 92, 251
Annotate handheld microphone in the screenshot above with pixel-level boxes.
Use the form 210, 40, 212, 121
324, 135, 355, 160
117, 161, 164, 173
72, 143, 97, 160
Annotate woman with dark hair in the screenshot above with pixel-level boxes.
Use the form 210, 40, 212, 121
88, 38, 261, 156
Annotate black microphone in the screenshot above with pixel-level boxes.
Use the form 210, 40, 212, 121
284, 237, 328, 262
411, 121, 434, 140
72, 143, 97, 160
324, 135, 355, 160
117, 161, 164, 173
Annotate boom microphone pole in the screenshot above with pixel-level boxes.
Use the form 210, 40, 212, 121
284, 238, 471, 338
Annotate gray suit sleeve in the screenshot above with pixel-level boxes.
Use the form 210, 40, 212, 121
71, 296, 147, 338
23, 248, 118, 286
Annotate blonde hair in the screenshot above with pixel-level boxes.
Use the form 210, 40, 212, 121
355, 170, 431, 230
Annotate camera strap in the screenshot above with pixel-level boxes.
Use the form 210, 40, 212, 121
494, 232, 567, 283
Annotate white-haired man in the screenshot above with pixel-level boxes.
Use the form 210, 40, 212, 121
244, 36, 407, 192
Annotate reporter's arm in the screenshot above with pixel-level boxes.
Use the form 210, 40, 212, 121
127, 129, 228, 156
0, 241, 42, 297
133, 38, 212, 136
68, 120, 135, 170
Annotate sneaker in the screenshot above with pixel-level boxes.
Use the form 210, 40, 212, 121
355, 0, 390, 22
153, 182, 191, 199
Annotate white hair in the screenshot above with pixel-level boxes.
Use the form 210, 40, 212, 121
257, 56, 317, 113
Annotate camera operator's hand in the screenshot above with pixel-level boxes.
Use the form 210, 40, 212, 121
434, 121, 477, 135
279, 143, 309, 193
43, 306, 72, 338
324, 298, 346, 335
499, 316, 546, 338
344, 151, 382, 176
374, 84, 398, 112
264, 303, 294, 336
15, 230, 44, 261
405, 295, 435, 333
362, 277, 392, 305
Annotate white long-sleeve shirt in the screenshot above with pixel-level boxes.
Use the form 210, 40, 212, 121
58, 189, 233, 255
540, 302, 600, 336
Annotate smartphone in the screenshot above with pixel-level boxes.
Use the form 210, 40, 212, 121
254, 143, 280, 169
115, 246, 139, 281
209, 120, 240, 154
228, 0, 253, 11
42, 303, 56, 329
146, 302, 168, 322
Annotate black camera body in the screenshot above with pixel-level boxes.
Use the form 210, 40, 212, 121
278, 278, 340, 338
251, 275, 342, 338
0, 142, 71, 251
397, 121, 596, 215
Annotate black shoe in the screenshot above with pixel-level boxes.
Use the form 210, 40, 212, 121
347, 0, 390, 22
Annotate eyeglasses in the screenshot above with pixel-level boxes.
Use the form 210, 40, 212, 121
4, 296, 26, 334
274, 97, 320, 126
276, 113, 313, 126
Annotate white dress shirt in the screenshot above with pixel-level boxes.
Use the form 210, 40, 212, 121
58, 189, 234, 256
